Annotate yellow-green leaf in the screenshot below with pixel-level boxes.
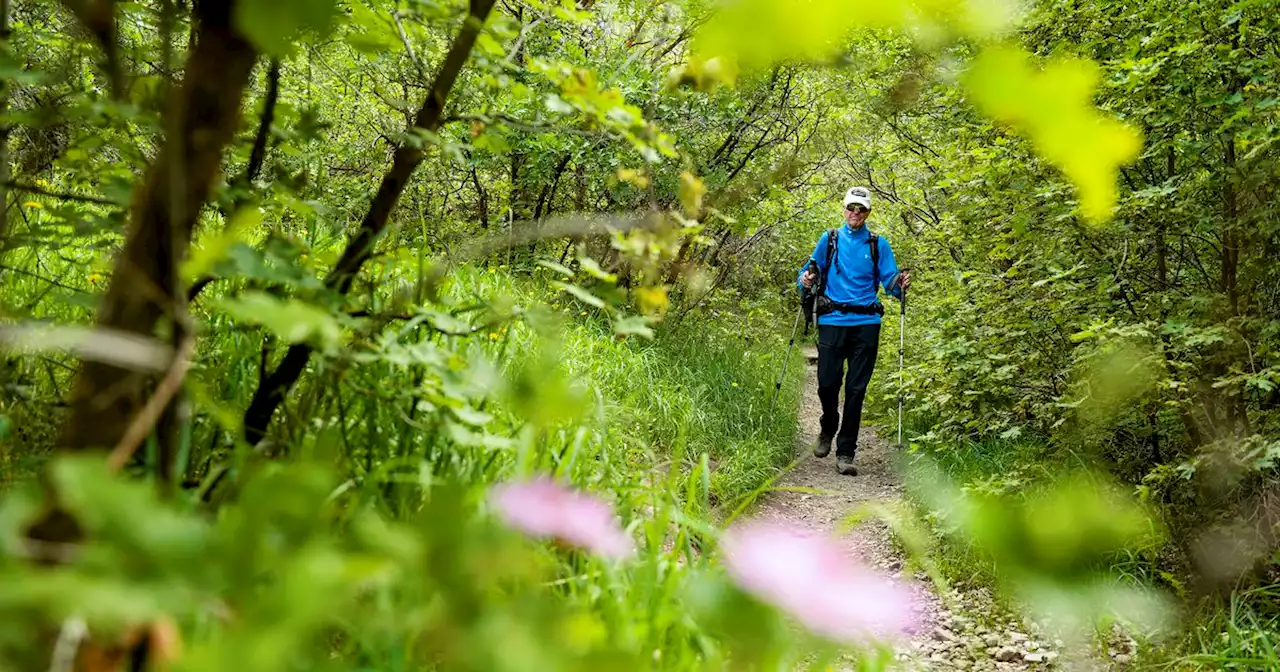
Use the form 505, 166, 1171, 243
678, 171, 706, 218
554, 282, 606, 309
962, 47, 1143, 222
686, 0, 1018, 84
183, 207, 262, 282
215, 291, 343, 352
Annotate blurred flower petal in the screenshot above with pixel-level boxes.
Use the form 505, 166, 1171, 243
720, 521, 916, 643
491, 477, 634, 560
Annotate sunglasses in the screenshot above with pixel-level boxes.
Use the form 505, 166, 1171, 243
845, 205, 869, 214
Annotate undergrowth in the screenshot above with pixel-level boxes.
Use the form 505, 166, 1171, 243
0, 257, 824, 668
1171, 584, 1280, 670
892, 423, 1280, 670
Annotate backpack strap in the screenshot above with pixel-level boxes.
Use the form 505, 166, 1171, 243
823, 228, 838, 274
824, 229, 882, 294
819, 228, 838, 298
868, 232, 880, 291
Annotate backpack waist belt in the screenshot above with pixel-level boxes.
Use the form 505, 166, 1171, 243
815, 298, 885, 316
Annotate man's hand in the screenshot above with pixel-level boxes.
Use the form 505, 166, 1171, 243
896, 269, 912, 291
801, 269, 817, 289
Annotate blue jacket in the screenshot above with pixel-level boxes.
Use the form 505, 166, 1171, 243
796, 223, 902, 327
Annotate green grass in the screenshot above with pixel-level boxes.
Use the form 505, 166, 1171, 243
1156, 584, 1280, 670
437, 264, 804, 507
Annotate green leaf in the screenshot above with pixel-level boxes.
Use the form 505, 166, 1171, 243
962, 46, 1143, 223
613, 315, 654, 339
234, 0, 339, 57
346, 31, 397, 54
444, 422, 514, 450
554, 282, 606, 309
536, 260, 575, 278
449, 405, 494, 427
545, 94, 576, 114
215, 292, 344, 351
420, 309, 473, 335
686, 0, 1017, 83
679, 171, 707, 218
183, 207, 261, 282
475, 32, 505, 58
473, 129, 511, 154
577, 258, 617, 284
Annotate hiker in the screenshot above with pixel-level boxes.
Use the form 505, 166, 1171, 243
798, 186, 910, 476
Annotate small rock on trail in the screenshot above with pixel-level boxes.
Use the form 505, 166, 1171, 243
744, 352, 1064, 670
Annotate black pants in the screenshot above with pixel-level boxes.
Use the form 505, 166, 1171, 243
816, 324, 880, 458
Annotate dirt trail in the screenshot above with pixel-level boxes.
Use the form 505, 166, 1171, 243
746, 348, 1106, 671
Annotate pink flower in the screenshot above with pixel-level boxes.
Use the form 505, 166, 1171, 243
490, 476, 634, 560
719, 521, 917, 644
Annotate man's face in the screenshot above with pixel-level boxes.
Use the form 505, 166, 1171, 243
845, 205, 869, 229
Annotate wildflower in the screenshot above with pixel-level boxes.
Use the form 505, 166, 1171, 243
490, 477, 634, 560
719, 521, 916, 644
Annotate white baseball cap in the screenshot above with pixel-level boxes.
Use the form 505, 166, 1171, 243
842, 186, 872, 211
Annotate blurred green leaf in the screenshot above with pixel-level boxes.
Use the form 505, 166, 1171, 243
215, 291, 344, 351
962, 47, 1143, 222
555, 282, 607, 309
234, 0, 339, 56
613, 315, 654, 339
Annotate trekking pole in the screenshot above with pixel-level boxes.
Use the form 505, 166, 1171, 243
771, 304, 804, 412
897, 285, 907, 449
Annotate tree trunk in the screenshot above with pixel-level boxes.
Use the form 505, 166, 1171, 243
559, 160, 587, 264
243, 58, 280, 188
25, 0, 258, 555
0, 0, 11, 258
1222, 137, 1239, 316
471, 166, 489, 229
1156, 145, 1171, 286
63, 0, 258, 454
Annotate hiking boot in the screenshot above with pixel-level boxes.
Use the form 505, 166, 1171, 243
814, 434, 833, 458
836, 455, 858, 476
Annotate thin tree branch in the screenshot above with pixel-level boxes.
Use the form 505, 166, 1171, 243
243, 59, 280, 186
0, 180, 124, 206
392, 10, 428, 81
105, 327, 195, 472
242, 0, 499, 446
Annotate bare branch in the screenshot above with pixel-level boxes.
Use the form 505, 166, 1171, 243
106, 327, 196, 472
0, 323, 173, 373
0, 180, 124, 206
393, 10, 428, 81
243, 59, 281, 186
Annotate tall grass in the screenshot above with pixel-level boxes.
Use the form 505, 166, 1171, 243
1168, 584, 1280, 670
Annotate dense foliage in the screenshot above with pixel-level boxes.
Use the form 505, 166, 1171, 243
0, 0, 1276, 668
